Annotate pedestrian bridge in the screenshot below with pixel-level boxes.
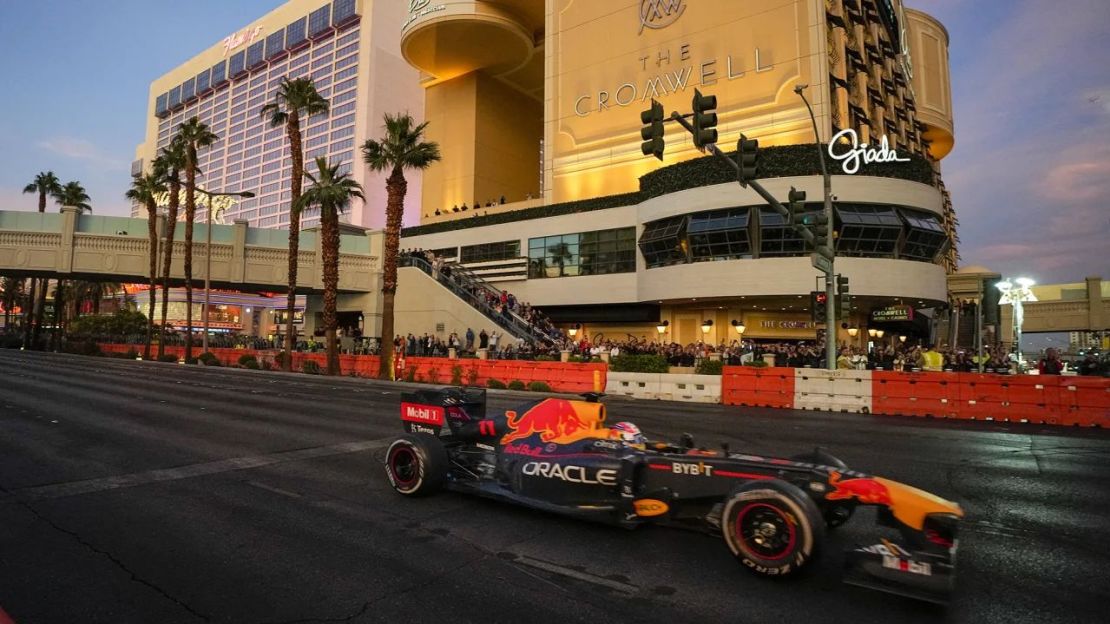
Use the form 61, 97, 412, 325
0, 207, 382, 294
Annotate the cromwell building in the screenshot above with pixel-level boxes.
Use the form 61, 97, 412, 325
398, 0, 959, 347
133, 0, 422, 230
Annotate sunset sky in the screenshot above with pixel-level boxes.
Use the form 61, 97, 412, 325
0, 0, 1106, 283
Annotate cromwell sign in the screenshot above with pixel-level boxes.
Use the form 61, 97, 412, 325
639, 0, 686, 33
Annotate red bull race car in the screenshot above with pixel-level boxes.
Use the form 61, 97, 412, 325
385, 388, 963, 604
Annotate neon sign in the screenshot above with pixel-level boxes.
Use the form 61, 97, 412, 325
827, 129, 910, 175
223, 26, 264, 57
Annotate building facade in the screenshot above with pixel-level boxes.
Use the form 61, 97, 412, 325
396, 0, 958, 347
134, 0, 423, 230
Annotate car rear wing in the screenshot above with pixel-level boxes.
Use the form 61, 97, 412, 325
400, 387, 487, 436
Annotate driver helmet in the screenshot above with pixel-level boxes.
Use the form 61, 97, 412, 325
610, 422, 644, 448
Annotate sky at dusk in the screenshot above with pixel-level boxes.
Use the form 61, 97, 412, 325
0, 0, 1107, 284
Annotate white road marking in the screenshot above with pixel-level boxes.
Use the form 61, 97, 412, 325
15, 438, 390, 501
511, 555, 639, 594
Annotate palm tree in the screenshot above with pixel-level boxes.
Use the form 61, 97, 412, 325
126, 173, 168, 359
548, 242, 573, 277
1, 276, 26, 331
49, 181, 91, 350
296, 157, 364, 375
261, 78, 330, 371
152, 139, 186, 358
175, 117, 219, 362
22, 171, 62, 349
361, 113, 441, 379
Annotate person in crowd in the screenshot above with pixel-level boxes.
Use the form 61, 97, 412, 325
465, 327, 475, 353
479, 328, 489, 350
1038, 348, 1064, 375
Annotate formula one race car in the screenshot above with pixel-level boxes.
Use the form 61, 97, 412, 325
384, 388, 963, 604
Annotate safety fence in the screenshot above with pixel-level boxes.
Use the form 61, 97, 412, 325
95, 344, 604, 394
722, 366, 1109, 427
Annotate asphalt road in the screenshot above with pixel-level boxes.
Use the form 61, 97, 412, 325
1, 349, 1108, 624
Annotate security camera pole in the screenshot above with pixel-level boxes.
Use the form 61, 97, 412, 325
641, 87, 838, 369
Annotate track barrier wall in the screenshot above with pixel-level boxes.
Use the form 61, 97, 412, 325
94, 346, 1108, 427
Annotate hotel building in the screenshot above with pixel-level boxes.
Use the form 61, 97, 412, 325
133, 0, 423, 231
394, 0, 961, 347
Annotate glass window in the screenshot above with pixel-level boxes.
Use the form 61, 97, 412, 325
286, 18, 308, 49
335, 41, 358, 59
638, 217, 687, 268
333, 77, 356, 93
331, 101, 355, 116
228, 51, 246, 77
246, 41, 265, 69
759, 207, 814, 257
309, 5, 332, 36
210, 61, 227, 86
195, 69, 211, 93
312, 54, 333, 69
332, 0, 358, 25
330, 113, 354, 128
288, 64, 309, 79
168, 86, 181, 108
688, 208, 752, 261
330, 138, 354, 152
899, 208, 947, 260
312, 41, 335, 57
155, 93, 169, 116
330, 126, 355, 140
461, 240, 521, 264
265, 30, 286, 59
529, 227, 635, 278
335, 54, 358, 71
428, 246, 458, 260
333, 89, 357, 104
835, 204, 902, 257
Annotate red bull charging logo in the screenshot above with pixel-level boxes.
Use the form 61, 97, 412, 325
501, 399, 598, 445
826, 471, 893, 506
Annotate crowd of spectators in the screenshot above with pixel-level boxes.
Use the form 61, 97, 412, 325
426, 193, 539, 219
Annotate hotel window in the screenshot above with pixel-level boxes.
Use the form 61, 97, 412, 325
335, 42, 358, 59
249, 84, 266, 97
289, 51, 310, 68
462, 240, 521, 264
312, 54, 333, 69
267, 74, 285, 87
337, 28, 359, 47
688, 208, 752, 261
243, 167, 260, 179
287, 18, 308, 49
334, 66, 358, 83
899, 208, 947, 261
288, 64, 309, 79
312, 41, 335, 57
195, 69, 211, 93
332, 0, 358, 26
333, 89, 357, 104
330, 113, 354, 128
168, 86, 182, 108
228, 51, 246, 77
309, 5, 332, 37
758, 208, 817, 257
835, 204, 902, 257
331, 101, 355, 116
335, 54, 358, 70
265, 30, 286, 59
333, 150, 353, 163
306, 135, 329, 149
638, 217, 687, 268
530, 228, 635, 278
264, 138, 282, 152
330, 138, 354, 152
307, 146, 327, 159
229, 133, 244, 145
330, 126, 354, 140
210, 61, 227, 86
247, 41, 265, 69
181, 78, 196, 102
250, 73, 266, 88
155, 93, 169, 116
333, 77, 357, 93
262, 171, 281, 183
308, 123, 329, 137
317, 87, 332, 98
315, 76, 333, 88
311, 67, 331, 81
265, 128, 283, 141
429, 246, 458, 260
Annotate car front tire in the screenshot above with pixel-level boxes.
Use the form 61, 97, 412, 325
721, 479, 824, 577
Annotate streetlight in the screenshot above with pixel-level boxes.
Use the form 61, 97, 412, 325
998, 276, 1037, 367
731, 319, 746, 335
567, 323, 580, 338
701, 319, 714, 334
656, 320, 669, 337
847, 327, 859, 337
794, 83, 836, 370
195, 187, 254, 353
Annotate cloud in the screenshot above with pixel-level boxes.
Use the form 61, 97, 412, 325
36, 136, 128, 173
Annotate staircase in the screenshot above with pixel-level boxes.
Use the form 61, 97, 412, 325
399, 255, 557, 346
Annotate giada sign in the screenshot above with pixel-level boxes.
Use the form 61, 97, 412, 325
827, 129, 911, 174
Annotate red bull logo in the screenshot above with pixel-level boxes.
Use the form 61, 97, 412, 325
826, 471, 892, 506
501, 399, 599, 445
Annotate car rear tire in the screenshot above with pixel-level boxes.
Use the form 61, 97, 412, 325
721, 479, 824, 577
385, 435, 448, 496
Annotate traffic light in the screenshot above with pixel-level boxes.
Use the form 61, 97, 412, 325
737, 134, 759, 186
811, 291, 828, 324
787, 187, 807, 228
691, 89, 718, 150
813, 211, 833, 260
837, 276, 851, 318
640, 100, 665, 161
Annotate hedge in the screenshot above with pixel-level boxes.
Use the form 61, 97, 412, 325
401, 143, 935, 237
610, 354, 670, 373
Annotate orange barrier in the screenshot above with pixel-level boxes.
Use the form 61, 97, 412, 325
721, 366, 795, 408
1059, 377, 1110, 427
872, 371, 959, 418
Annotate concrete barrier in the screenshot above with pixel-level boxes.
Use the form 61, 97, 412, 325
793, 369, 872, 414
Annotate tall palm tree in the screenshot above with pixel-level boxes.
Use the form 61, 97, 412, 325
296, 157, 364, 375
126, 173, 168, 359
261, 78, 330, 371
152, 139, 186, 358
175, 117, 219, 361
49, 181, 91, 350
22, 171, 62, 349
361, 113, 441, 379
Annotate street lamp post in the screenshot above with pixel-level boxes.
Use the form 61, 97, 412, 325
793, 84, 836, 370
997, 277, 1036, 368
192, 187, 254, 354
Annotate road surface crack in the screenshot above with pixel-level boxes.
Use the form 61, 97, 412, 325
0, 482, 212, 622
